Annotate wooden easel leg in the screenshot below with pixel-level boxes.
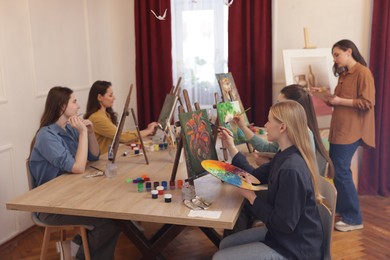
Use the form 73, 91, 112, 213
130, 108, 149, 165
170, 135, 183, 182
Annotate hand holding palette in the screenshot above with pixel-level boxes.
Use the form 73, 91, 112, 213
201, 160, 262, 191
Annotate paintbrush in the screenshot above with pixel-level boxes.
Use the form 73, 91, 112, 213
90, 165, 104, 172
225, 107, 251, 124
239, 107, 251, 115
201, 117, 234, 137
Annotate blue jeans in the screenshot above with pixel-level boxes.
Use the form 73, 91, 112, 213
213, 227, 286, 260
330, 140, 362, 225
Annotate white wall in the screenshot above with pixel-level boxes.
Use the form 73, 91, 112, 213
0, 0, 135, 244
0, 0, 373, 244
272, 0, 373, 103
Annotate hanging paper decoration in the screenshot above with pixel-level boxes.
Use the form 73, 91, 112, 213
150, 8, 167, 20
225, 0, 234, 7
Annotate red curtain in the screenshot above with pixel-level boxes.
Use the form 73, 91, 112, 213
359, 0, 390, 196
134, 0, 173, 128
227, 0, 273, 126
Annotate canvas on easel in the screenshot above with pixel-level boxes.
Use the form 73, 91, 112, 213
157, 77, 182, 149
178, 109, 218, 179
108, 84, 148, 165
158, 77, 181, 131
157, 94, 179, 130
216, 101, 247, 145
215, 73, 247, 120
109, 84, 133, 163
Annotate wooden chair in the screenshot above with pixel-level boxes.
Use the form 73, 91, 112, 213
317, 175, 337, 260
26, 161, 91, 260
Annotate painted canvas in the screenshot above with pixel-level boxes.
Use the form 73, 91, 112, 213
216, 101, 247, 145
179, 109, 218, 179
157, 94, 178, 130
215, 72, 247, 115
283, 48, 337, 128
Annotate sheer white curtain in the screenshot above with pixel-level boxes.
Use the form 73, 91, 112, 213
171, 0, 228, 110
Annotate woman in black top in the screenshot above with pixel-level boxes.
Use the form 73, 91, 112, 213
213, 100, 324, 260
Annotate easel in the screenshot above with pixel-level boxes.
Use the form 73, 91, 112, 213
303, 27, 316, 49
170, 89, 192, 183
158, 77, 182, 148
130, 108, 149, 164
109, 84, 148, 165
216, 78, 253, 154
110, 84, 133, 164
170, 89, 218, 184
212, 92, 229, 161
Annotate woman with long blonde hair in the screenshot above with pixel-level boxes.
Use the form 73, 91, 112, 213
214, 100, 323, 260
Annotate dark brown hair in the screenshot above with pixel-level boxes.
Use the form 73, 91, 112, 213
332, 39, 367, 77
84, 80, 118, 125
280, 84, 335, 178
28, 86, 73, 160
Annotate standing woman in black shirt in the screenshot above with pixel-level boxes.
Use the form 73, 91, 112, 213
213, 100, 324, 260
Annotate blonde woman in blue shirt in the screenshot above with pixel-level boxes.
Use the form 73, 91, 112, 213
28, 86, 120, 260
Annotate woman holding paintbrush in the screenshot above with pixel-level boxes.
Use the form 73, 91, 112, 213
213, 100, 323, 260
235, 84, 334, 178
85, 80, 158, 154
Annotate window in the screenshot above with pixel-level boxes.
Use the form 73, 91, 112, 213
171, 0, 228, 109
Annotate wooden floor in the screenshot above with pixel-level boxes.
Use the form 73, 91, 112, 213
1, 196, 389, 260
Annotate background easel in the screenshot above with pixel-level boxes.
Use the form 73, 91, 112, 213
159, 77, 182, 148
130, 108, 149, 164
303, 27, 316, 49
110, 84, 149, 165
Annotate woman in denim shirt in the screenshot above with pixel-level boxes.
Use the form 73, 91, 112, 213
28, 86, 120, 260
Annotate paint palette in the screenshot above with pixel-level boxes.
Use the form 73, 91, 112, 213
201, 160, 262, 191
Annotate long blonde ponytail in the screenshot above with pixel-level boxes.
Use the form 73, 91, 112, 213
270, 100, 322, 203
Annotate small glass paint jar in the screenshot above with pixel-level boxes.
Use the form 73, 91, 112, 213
169, 180, 175, 190
177, 180, 183, 189
151, 190, 158, 199
157, 186, 164, 195
145, 182, 152, 192
137, 182, 144, 192
161, 181, 168, 190
164, 194, 172, 203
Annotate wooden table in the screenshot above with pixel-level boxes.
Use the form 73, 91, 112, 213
7, 144, 249, 259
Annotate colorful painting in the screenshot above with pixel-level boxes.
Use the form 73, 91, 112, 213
201, 160, 262, 191
216, 101, 247, 145
158, 94, 178, 130
215, 72, 247, 115
179, 109, 218, 179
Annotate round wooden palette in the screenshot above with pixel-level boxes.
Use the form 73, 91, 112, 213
201, 160, 262, 191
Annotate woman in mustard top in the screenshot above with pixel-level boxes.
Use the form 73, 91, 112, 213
328, 39, 375, 232
85, 80, 158, 154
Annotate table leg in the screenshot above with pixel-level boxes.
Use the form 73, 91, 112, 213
116, 220, 185, 259
199, 227, 222, 247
